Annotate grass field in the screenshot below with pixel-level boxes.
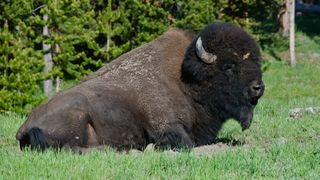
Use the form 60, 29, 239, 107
1, 37, 320, 178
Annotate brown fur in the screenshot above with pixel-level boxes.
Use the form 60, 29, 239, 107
16, 23, 264, 152
17, 29, 196, 151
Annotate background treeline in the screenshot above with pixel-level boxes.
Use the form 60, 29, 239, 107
0, 0, 282, 113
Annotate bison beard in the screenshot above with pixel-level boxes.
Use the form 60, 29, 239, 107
16, 22, 264, 152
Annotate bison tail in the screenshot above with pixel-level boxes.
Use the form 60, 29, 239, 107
19, 127, 49, 151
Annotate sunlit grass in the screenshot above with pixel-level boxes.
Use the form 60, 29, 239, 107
1, 59, 319, 179
1, 30, 320, 179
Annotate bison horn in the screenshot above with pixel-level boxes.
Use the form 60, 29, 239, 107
196, 37, 217, 64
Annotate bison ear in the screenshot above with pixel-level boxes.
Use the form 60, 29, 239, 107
222, 64, 235, 77
196, 37, 217, 64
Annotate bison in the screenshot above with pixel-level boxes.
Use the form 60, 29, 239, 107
16, 22, 264, 152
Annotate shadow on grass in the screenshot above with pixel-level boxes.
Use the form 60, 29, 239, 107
212, 137, 245, 146
296, 13, 320, 39
296, 13, 320, 51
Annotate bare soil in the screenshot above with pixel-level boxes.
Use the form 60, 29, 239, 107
192, 143, 231, 156
138, 141, 245, 156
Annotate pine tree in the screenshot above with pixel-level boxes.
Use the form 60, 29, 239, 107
0, 22, 46, 113
0, 0, 282, 113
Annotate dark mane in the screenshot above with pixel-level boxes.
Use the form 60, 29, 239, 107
181, 22, 264, 146
181, 22, 261, 84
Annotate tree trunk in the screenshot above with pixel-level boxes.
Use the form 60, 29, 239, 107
43, 14, 53, 95
56, 76, 62, 92
277, 1, 290, 36
289, 0, 296, 66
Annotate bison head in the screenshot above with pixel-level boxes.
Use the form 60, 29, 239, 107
182, 22, 264, 130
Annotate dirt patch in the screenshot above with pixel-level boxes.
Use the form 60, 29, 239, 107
192, 143, 231, 156
139, 140, 246, 156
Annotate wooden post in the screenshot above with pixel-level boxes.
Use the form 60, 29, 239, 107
289, 0, 296, 66
43, 14, 53, 95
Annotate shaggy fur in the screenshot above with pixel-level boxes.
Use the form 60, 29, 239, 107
181, 23, 264, 145
16, 22, 264, 152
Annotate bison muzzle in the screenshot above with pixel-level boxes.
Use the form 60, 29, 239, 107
16, 22, 264, 152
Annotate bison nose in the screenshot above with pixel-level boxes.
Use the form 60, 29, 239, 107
250, 83, 264, 97
249, 82, 264, 106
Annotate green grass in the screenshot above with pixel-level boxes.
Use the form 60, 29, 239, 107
1, 60, 319, 179
1, 31, 320, 179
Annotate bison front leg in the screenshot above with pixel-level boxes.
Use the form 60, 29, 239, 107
154, 124, 194, 150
